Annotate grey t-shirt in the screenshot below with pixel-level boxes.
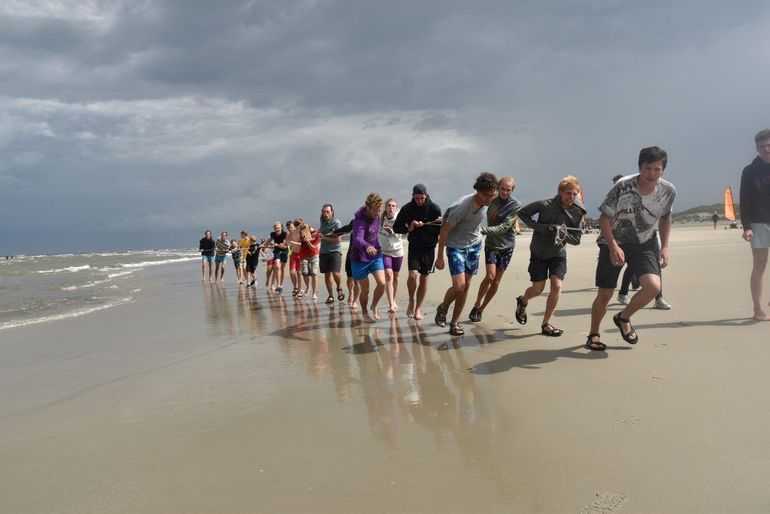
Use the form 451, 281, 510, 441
598, 174, 677, 245
444, 193, 487, 249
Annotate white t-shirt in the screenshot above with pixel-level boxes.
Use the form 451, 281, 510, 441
598, 174, 677, 245
377, 212, 404, 257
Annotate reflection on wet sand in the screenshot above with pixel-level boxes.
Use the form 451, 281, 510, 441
202, 286, 503, 456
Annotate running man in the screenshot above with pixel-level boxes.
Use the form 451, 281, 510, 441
740, 129, 770, 321
434, 171, 498, 336
586, 146, 677, 351
468, 176, 521, 322
392, 184, 442, 320
214, 231, 230, 283
514, 176, 586, 337
319, 204, 345, 304
199, 230, 215, 283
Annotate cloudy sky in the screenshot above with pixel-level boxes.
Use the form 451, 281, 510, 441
1, 0, 768, 254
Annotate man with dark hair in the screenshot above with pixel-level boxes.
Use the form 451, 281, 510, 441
199, 230, 215, 283
740, 129, 770, 321
585, 146, 676, 351
434, 171, 498, 336
393, 183, 442, 320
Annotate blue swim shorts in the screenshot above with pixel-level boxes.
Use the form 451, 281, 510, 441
446, 242, 482, 276
484, 247, 514, 271
215, 254, 227, 264
202, 254, 214, 264
351, 256, 385, 281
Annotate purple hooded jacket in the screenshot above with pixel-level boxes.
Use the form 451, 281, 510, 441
350, 206, 381, 264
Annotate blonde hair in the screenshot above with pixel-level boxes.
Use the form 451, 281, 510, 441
298, 223, 312, 240
558, 175, 580, 192
364, 192, 383, 211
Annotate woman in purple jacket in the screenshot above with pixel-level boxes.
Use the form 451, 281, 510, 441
351, 192, 386, 321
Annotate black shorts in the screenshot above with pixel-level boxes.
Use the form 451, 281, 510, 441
273, 249, 288, 263
595, 239, 660, 289
407, 245, 436, 276
528, 254, 567, 282
246, 255, 259, 274
319, 252, 342, 274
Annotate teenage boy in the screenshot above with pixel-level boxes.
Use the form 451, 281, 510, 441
585, 146, 676, 351
434, 172, 498, 336
514, 176, 586, 337
392, 184, 442, 320
740, 129, 770, 321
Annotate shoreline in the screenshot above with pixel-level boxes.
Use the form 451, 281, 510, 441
2, 225, 769, 513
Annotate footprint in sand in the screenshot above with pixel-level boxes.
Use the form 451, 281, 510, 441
615, 416, 641, 432
649, 370, 664, 380
580, 491, 628, 514
654, 341, 668, 348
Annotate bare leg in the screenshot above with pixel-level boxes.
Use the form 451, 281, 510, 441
614, 273, 661, 336
359, 277, 373, 322
406, 270, 418, 317
750, 248, 769, 320
590, 287, 615, 334
542, 276, 563, 326
370, 270, 386, 320
414, 274, 429, 320
473, 263, 496, 309
324, 272, 334, 298
385, 268, 396, 312
449, 274, 472, 325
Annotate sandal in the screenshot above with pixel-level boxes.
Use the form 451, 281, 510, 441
297, 290, 304, 298
449, 322, 464, 336
585, 332, 606, 351
292, 289, 298, 297
434, 304, 448, 327
613, 312, 638, 345
337, 288, 345, 301
515, 296, 528, 325
325, 295, 334, 304
541, 323, 563, 337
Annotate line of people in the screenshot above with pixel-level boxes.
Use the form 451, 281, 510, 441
199, 132, 770, 350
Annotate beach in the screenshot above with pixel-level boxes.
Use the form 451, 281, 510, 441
2, 224, 769, 513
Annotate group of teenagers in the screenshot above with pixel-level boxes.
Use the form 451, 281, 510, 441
200, 131, 770, 351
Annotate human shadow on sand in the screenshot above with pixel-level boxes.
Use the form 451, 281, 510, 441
469, 344, 632, 375
625, 317, 760, 329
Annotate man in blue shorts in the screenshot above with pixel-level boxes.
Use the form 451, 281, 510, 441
434, 171, 498, 336
199, 230, 215, 283
586, 146, 677, 351
740, 128, 770, 321
214, 231, 230, 283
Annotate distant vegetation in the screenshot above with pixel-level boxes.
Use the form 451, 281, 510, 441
672, 203, 740, 223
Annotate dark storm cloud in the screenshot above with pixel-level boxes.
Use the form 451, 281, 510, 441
0, 0, 769, 253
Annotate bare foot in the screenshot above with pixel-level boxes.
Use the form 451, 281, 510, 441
388, 304, 398, 313
753, 310, 770, 321
414, 309, 423, 320
406, 301, 414, 318
371, 305, 381, 320
362, 310, 375, 323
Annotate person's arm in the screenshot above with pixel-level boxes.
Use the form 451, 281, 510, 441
434, 222, 454, 270
392, 206, 410, 235
739, 166, 753, 241
482, 208, 521, 236
658, 214, 671, 268
517, 201, 550, 233
600, 213, 624, 267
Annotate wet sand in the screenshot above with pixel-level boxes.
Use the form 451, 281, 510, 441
2, 225, 769, 513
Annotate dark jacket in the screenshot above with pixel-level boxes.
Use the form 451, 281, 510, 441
392, 197, 442, 247
518, 195, 586, 260
739, 156, 770, 228
351, 207, 381, 264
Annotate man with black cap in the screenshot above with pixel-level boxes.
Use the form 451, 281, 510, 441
393, 183, 442, 320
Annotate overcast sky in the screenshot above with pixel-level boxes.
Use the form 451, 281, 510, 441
1, 0, 768, 254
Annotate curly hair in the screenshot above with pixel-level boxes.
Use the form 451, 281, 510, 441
364, 192, 383, 211
473, 171, 498, 193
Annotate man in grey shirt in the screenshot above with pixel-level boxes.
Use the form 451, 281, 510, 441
434, 171, 498, 336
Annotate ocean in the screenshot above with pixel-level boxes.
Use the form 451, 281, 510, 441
0, 250, 198, 330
